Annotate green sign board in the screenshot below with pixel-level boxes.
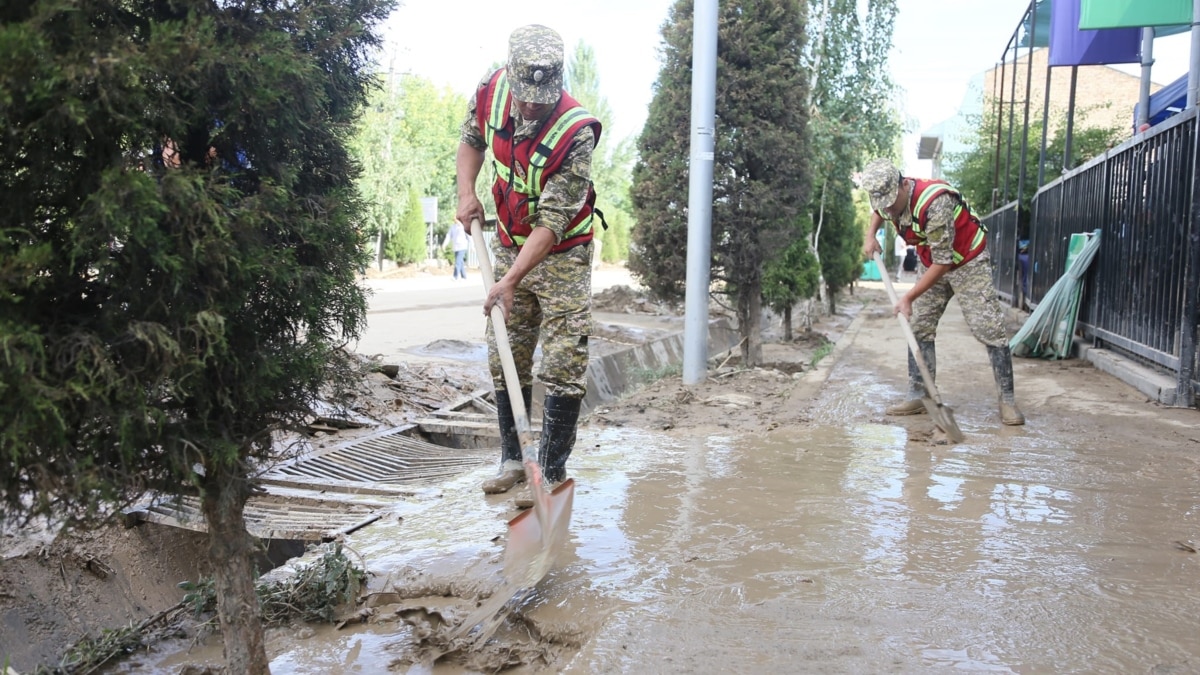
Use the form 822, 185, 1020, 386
1079, 0, 1191, 30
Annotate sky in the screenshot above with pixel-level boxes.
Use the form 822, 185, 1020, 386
380, 0, 1193, 175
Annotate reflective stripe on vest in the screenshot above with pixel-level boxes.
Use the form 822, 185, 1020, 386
909, 182, 986, 266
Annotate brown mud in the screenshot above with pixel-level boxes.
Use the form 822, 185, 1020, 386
3, 282, 1199, 673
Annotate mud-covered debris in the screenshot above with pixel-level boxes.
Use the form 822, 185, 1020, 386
384, 362, 484, 413
592, 284, 677, 315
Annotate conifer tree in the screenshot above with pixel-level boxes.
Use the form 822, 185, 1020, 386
631, 0, 810, 365
1, 0, 391, 670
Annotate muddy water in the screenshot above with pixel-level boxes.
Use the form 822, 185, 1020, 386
127, 391, 1200, 674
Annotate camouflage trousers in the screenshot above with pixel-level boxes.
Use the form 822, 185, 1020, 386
487, 241, 592, 399
911, 250, 1008, 347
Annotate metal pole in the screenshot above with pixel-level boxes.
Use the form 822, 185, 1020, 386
1003, 33, 1021, 203
1190, 0, 1200, 108
1063, 66, 1078, 171
1016, 0, 1038, 207
1037, 62, 1052, 188
992, 57, 1007, 211
682, 0, 718, 386
1137, 27, 1155, 128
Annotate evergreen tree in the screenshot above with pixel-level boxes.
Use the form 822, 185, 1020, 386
632, 0, 810, 365
387, 186, 429, 263
0, 0, 391, 671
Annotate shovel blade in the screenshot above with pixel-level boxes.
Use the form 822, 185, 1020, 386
922, 397, 965, 442
502, 478, 575, 589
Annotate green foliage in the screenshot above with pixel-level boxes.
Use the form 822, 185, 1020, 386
632, 0, 811, 364
804, 0, 902, 305
816, 177, 865, 310
762, 228, 820, 315
598, 208, 633, 264
758, 0, 905, 321
1, 0, 390, 668
180, 543, 367, 626
810, 341, 834, 367
352, 74, 466, 245
567, 41, 635, 262
632, 363, 682, 384
386, 186, 430, 264
945, 107, 1123, 213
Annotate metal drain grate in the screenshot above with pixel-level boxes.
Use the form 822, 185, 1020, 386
260, 428, 493, 495
124, 494, 385, 541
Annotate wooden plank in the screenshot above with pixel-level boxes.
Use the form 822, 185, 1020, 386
415, 419, 502, 436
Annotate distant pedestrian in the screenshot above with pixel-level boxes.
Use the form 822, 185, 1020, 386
455, 24, 603, 505
1017, 239, 1030, 308
861, 158, 1024, 427
445, 220, 470, 279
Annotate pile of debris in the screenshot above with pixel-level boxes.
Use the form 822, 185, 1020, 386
306, 352, 489, 436
592, 284, 679, 315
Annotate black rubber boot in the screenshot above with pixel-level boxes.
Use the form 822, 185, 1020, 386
886, 340, 936, 416
482, 386, 533, 494
987, 345, 1025, 426
514, 395, 582, 508
539, 395, 581, 483
495, 386, 532, 463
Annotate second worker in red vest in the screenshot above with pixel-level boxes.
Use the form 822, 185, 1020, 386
861, 158, 1025, 427
455, 24, 602, 506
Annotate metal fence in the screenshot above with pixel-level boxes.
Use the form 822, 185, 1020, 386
981, 201, 1021, 307
1009, 105, 1200, 406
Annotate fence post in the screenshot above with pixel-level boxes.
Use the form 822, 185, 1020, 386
1178, 117, 1200, 407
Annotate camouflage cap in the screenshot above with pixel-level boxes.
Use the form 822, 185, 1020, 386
507, 24, 564, 105
862, 158, 901, 213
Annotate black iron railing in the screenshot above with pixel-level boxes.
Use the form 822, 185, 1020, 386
982, 201, 1021, 307
1019, 106, 1200, 406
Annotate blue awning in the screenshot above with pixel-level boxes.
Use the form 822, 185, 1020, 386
1134, 73, 1188, 129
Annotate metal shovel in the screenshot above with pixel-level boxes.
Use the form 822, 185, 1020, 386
874, 252, 965, 442
470, 221, 575, 589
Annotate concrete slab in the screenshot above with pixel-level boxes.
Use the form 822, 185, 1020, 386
1073, 340, 1180, 405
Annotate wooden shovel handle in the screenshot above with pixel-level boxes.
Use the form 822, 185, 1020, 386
471, 220, 536, 444
874, 252, 943, 406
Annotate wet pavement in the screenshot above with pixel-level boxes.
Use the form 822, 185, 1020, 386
129, 295, 1200, 673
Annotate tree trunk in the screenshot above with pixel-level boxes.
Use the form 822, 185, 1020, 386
811, 181, 828, 313
738, 278, 764, 366
201, 470, 270, 675
783, 305, 793, 342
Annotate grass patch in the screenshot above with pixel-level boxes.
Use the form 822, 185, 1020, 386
810, 342, 834, 368
632, 363, 682, 384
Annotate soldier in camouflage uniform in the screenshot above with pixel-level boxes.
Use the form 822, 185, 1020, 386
861, 158, 1025, 427
455, 24, 602, 504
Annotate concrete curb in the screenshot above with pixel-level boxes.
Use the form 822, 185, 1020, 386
583, 320, 740, 413
801, 307, 870, 388
1072, 339, 1181, 405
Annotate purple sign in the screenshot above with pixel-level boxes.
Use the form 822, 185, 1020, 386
1049, 0, 1141, 66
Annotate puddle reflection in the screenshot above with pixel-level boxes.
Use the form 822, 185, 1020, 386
120, 412, 1200, 673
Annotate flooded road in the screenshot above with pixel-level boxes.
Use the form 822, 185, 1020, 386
127, 299, 1200, 674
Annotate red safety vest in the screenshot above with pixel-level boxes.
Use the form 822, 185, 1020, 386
476, 69, 602, 252
895, 179, 987, 268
